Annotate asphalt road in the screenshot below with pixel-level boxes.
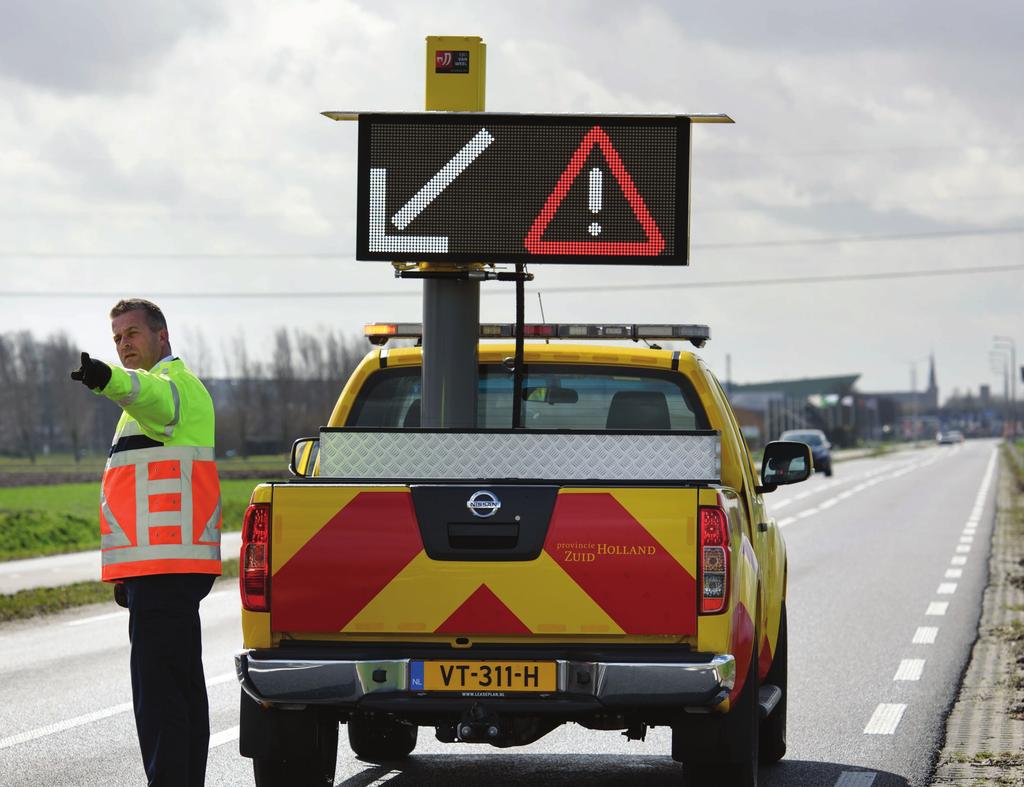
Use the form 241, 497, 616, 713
0, 440, 999, 786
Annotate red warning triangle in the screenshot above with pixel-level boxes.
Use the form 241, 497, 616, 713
434, 583, 531, 635
524, 125, 665, 256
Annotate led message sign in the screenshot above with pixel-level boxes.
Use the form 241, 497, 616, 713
357, 113, 691, 265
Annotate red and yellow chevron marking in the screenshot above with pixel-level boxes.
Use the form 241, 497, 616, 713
270, 486, 698, 637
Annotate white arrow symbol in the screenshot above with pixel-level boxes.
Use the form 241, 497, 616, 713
391, 128, 494, 230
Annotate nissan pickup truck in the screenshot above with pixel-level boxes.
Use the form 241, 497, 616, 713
235, 323, 812, 787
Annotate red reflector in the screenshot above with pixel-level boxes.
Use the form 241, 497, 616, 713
524, 324, 555, 337
240, 503, 271, 612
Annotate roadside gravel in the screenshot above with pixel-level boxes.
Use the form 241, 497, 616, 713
931, 443, 1024, 786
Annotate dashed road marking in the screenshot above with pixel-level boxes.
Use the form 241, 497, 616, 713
894, 659, 926, 681
864, 703, 907, 734
926, 602, 949, 616
366, 770, 404, 786
951, 555, 968, 566
210, 725, 240, 749
0, 671, 236, 749
937, 583, 958, 595
959, 535, 974, 543
945, 568, 963, 579
955, 544, 971, 554
913, 626, 938, 644
835, 772, 877, 787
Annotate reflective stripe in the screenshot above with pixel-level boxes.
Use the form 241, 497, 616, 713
198, 497, 222, 544
102, 543, 221, 565
106, 445, 214, 470
164, 381, 181, 438
117, 372, 141, 407
100, 492, 132, 549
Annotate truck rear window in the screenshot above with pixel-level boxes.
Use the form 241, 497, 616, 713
347, 364, 709, 431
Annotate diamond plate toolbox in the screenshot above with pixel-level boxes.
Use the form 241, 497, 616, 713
318, 430, 720, 482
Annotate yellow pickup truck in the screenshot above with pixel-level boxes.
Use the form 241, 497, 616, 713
235, 323, 812, 787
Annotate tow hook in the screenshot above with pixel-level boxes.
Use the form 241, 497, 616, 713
455, 703, 502, 742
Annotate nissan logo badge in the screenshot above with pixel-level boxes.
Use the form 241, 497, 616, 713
467, 490, 501, 518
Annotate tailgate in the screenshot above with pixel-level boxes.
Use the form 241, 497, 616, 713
269, 483, 701, 638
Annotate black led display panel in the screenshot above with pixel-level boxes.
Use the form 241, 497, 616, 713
357, 113, 690, 265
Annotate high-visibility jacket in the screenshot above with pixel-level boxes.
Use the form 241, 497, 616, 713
97, 357, 221, 582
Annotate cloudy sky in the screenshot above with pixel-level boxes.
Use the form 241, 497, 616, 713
1, 0, 1021, 400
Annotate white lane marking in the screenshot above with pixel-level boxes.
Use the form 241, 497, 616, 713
864, 703, 907, 734
962, 527, 976, 535
776, 455, 937, 526
835, 773, 877, 787
366, 770, 404, 786
0, 671, 236, 750
926, 602, 949, 616
959, 535, 974, 544
937, 583, 958, 595
955, 544, 971, 554
391, 129, 495, 230
209, 725, 240, 749
68, 610, 128, 627
945, 568, 963, 579
951, 555, 968, 566
913, 626, 938, 644
893, 659, 926, 681
0, 701, 133, 750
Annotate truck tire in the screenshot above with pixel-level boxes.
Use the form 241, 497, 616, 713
347, 717, 418, 762
252, 718, 338, 787
759, 603, 787, 764
680, 633, 760, 787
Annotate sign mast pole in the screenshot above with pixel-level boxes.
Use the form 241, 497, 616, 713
420, 35, 486, 428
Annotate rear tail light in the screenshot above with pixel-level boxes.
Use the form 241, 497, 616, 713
699, 506, 730, 614
241, 503, 271, 612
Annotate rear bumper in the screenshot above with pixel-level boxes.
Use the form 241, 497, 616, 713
234, 650, 735, 712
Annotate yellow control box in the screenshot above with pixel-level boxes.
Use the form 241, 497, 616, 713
425, 35, 486, 111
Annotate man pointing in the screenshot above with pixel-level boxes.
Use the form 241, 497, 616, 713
72, 298, 221, 787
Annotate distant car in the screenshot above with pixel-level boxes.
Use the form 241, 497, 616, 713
936, 430, 964, 445
779, 428, 833, 476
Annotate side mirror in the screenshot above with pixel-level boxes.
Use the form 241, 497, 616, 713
758, 440, 814, 493
289, 437, 320, 478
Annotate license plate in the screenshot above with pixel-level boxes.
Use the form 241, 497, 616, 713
409, 661, 557, 693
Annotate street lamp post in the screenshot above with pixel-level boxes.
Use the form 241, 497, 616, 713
994, 336, 1017, 436
991, 347, 1011, 437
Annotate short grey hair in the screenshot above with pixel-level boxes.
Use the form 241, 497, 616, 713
109, 299, 167, 332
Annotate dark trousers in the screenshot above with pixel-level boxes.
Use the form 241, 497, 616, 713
125, 573, 216, 787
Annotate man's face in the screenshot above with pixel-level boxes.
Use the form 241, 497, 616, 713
111, 310, 166, 370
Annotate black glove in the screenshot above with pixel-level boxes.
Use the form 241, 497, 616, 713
113, 582, 128, 608
70, 352, 112, 391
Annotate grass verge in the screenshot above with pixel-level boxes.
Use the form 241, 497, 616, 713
0, 480, 257, 560
0, 558, 239, 623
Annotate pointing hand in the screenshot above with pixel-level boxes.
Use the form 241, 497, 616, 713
70, 352, 112, 391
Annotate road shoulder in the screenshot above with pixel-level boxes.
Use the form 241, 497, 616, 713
931, 445, 1024, 785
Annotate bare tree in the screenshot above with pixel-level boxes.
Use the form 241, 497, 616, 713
44, 333, 90, 462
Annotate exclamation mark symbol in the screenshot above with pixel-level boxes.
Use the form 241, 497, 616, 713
588, 167, 602, 236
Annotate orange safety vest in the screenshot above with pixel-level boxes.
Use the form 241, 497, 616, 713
98, 358, 222, 581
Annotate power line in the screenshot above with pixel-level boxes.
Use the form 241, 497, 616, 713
2, 263, 1021, 299
1, 226, 1023, 259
